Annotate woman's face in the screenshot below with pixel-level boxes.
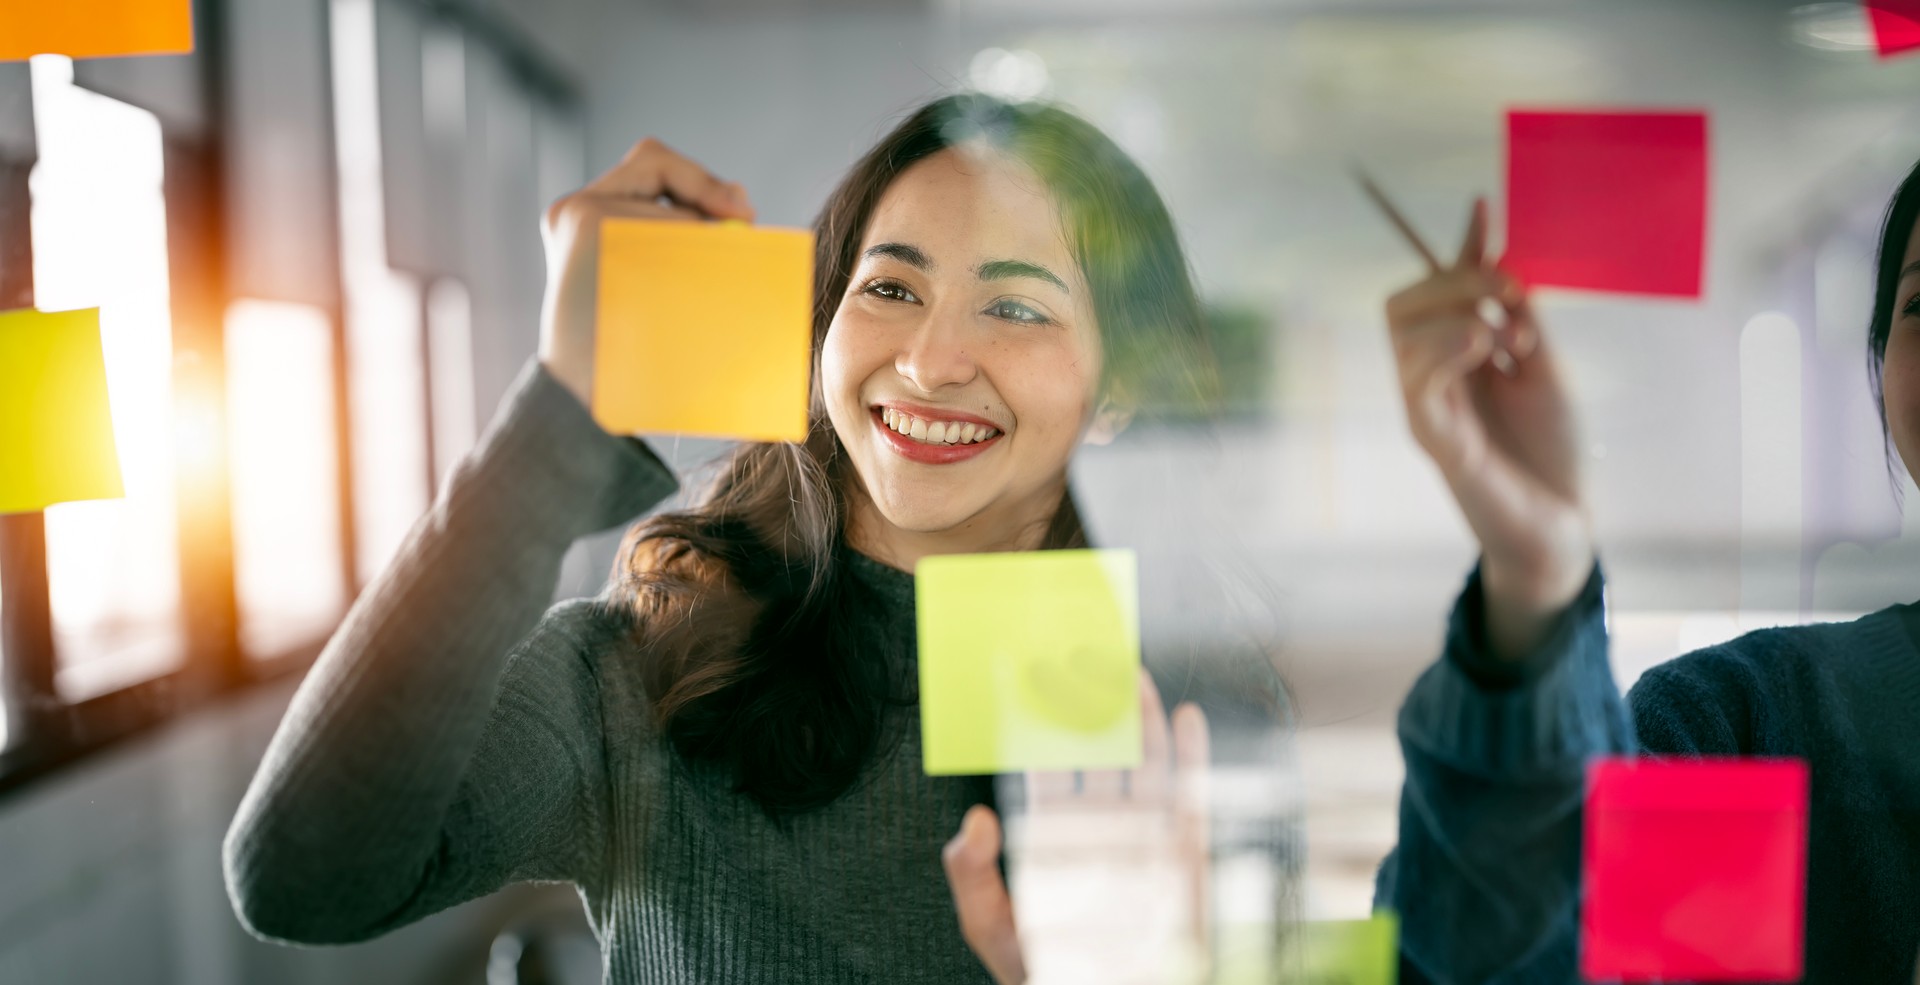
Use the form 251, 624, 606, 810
820, 146, 1108, 556
1889, 216, 1920, 487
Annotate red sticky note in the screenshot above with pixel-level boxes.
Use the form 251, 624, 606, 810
1581, 757, 1809, 983
1867, 0, 1920, 57
1503, 110, 1708, 299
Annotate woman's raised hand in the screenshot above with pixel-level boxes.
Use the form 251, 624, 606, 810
538, 137, 756, 407
942, 674, 1211, 985
1385, 199, 1595, 659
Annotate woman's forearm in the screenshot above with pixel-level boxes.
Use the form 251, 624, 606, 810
222, 359, 677, 943
1379, 562, 1630, 982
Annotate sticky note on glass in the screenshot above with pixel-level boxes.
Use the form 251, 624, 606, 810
0, 0, 194, 61
1503, 110, 1709, 299
1281, 913, 1398, 985
1867, 0, 1920, 57
1581, 757, 1808, 982
916, 549, 1141, 775
592, 218, 812, 442
0, 308, 124, 514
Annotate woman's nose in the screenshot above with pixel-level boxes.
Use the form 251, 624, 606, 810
894, 310, 978, 393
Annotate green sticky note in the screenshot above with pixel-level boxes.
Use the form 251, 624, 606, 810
1262, 913, 1398, 985
915, 548, 1141, 775
0, 308, 124, 514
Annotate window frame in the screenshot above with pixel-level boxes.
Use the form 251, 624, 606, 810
0, 116, 342, 797
0, 0, 583, 802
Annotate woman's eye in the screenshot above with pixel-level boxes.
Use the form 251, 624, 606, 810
864, 280, 917, 303
987, 299, 1051, 325
1903, 293, 1920, 318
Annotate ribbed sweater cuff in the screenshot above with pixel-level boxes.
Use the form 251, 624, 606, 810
1398, 560, 1633, 780
447, 359, 680, 541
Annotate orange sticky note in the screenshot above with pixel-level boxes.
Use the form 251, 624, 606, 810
0, 308, 124, 514
593, 219, 813, 442
0, 0, 194, 61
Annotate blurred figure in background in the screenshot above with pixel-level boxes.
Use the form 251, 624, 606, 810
1376, 161, 1920, 981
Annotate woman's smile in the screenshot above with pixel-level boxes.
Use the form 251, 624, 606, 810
870, 403, 1006, 464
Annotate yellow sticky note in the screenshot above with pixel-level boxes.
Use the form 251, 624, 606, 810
0, 308, 124, 514
593, 218, 813, 442
916, 549, 1141, 775
0, 0, 194, 61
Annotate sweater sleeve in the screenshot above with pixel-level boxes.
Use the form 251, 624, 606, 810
1374, 560, 1630, 985
222, 359, 679, 945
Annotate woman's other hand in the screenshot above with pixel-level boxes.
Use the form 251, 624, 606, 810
1385, 198, 1595, 660
538, 137, 756, 407
942, 674, 1211, 985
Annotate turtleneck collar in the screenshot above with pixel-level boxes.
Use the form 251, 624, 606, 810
843, 548, 915, 609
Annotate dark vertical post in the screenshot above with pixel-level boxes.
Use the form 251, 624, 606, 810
0, 155, 58, 754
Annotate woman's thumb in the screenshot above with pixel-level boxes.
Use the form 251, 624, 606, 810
943, 806, 1026, 984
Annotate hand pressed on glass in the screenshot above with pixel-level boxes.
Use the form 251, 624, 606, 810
942, 673, 1211, 985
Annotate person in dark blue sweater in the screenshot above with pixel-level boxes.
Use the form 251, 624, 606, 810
1372, 157, 1920, 984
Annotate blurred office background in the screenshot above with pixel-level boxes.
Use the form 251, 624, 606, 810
1, 0, 1918, 980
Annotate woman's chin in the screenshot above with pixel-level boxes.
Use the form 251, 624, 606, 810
862, 491, 993, 542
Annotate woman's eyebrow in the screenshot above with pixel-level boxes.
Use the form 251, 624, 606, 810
976, 258, 1069, 294
863, 242, 933, 271
1903, 258, 1920, 281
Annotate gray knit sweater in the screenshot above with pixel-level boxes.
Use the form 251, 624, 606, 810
223, 358, 1293, 983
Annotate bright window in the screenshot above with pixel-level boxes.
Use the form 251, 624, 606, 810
28, 55, 184, 700
225, 300, 348, 657
333, 0, 431, 585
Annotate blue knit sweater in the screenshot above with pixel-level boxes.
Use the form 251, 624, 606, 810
1377, 563, 1920, 983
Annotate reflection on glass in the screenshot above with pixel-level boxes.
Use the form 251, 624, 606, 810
28, 55, 184, 700
332, 0, 430, 585
226, 300, 347, 657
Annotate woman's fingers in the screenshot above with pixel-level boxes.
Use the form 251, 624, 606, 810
1080, 769, 1127, 801
1385, 266, 1516, 333
1400, 315, 1498, 407
1027, 768, 1077, 810
1135, 671, 1172, 804
1171, 702, 1210, 816
1501, 291, 1542, 362
1170, 702, 1211, 947
585, 137, 756, 220
943, 806, 1028, 985
544, 191, 702, 239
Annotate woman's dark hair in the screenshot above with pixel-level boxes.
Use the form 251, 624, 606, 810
1869, 154, 1920, 479
609, 93, 1222, 816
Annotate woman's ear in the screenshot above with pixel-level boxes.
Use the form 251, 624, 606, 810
1083, 398, 1135, 447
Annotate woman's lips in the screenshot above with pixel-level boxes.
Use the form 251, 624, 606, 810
870, 407, 1003, 464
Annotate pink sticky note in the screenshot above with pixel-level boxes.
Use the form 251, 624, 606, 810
1867, 0, 1920, 57
1581, 757, 1809, 983
1503, 110, 1709, 299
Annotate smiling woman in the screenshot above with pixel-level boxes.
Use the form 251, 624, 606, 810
225, 92, 1287, 985
612, 94, 1229, 819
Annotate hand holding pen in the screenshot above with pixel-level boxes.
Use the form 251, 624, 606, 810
1362, 176, 1597, 661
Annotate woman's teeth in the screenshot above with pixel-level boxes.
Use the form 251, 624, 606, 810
881, 407, 1000, 445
